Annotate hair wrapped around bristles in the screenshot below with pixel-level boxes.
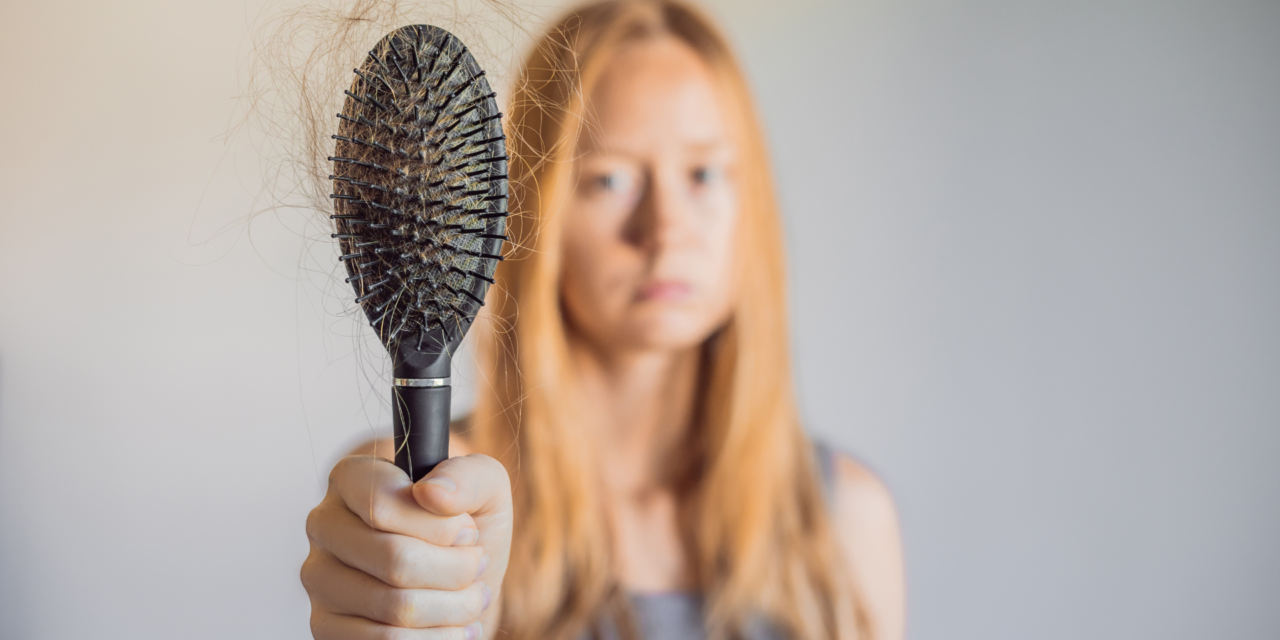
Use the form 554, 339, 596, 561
330, 24, 508, 347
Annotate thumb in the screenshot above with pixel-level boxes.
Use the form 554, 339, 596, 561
412, 453, 511, 518
415, 454, 514, 608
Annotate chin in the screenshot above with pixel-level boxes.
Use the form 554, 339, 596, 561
619, 308, 721, 351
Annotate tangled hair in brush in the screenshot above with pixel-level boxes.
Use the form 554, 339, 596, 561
330, 24, 508, 346
232, 0, 537, 348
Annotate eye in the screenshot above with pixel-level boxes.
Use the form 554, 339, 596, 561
691, 166, 722, 186
588, 169, 634, 194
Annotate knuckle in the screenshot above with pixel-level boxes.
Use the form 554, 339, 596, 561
380, 539, 416, 588
446, 560, 478, 591
442, 549, 484, 591
310, 608, 341, 640
304, 507, 326, 544
436, 564, 467, 591
462, 586, 485, 619
366, 492, 397, 532
299, 554, 320, 593
379, 588, 419, 627
329, 456, 354, 484
309, 609, 325, 639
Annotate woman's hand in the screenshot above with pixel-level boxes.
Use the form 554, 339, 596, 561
302, 454, 513, 640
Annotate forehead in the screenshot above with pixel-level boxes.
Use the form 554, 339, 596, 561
582, 36, 729, 154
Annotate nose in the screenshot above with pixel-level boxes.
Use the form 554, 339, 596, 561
622, 167, 689, 253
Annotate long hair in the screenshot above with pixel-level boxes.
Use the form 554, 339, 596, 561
467, 1, 869, 638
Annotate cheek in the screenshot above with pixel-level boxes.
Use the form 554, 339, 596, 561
702, 227, 739, 324
561, 247, 601, 296
561, 238, 604, 309
559, 217, 639, 327
665, 200, 739, 341
698, 196, 740, 309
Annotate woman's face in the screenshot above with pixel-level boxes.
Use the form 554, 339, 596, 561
560, 37, 739, 354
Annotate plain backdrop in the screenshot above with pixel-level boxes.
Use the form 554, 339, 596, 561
1, 0, 1277, 638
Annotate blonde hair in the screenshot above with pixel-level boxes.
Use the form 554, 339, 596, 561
466, 1, 869, 638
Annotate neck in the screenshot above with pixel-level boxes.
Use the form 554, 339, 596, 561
568, 337, 702, 496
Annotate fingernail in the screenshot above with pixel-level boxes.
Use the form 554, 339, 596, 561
481, 582, 493, 610
476, 554, 489, 579
424, 476, 457, 493
464, 621, 483, 640
453, 527, 479, 547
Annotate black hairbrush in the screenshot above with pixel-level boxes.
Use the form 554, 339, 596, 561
329, 25, 507, 481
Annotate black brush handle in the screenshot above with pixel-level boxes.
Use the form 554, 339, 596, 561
392, 384, 450, 481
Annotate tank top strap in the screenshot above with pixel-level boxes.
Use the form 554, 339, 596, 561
812, 438, 838, 502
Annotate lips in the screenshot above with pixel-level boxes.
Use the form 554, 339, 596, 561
636, 280, 692, 302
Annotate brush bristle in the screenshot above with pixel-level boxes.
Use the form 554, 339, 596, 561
329, 25, 507, 346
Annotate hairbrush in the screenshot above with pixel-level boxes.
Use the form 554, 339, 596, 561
329, 25, 507, 481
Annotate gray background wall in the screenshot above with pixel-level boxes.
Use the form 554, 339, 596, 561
1, 0, 1276, 638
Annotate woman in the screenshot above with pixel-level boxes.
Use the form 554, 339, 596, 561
300, 1, 905, 639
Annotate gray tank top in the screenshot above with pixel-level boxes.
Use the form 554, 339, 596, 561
582, 441, 838, 640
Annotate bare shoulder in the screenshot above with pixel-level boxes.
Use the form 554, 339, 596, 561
829, 453, 907, 640
830, 454, 898, 532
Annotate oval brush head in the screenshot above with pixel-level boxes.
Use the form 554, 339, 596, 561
329, 25, 507, 479
330, 24, 507, 353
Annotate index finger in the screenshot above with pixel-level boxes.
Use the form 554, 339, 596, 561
329, 455, 478, 547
